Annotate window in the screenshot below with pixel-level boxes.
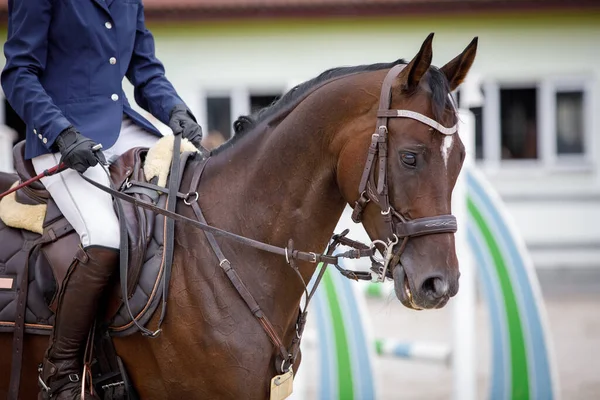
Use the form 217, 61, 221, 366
201, 89, 284, 150
555, 91, 584, 155
474, 78, 592, 168
463, 84, 484, 160
471, 105, 484, 160
206, 96, 232, 140
455, 85, 485, 160
500, 88, 538, 160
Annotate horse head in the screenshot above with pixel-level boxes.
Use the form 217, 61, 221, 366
336, 33, 478, 310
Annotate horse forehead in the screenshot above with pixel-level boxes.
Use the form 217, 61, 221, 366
392, 87, 435, 117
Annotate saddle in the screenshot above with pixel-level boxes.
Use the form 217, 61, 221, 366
0, 138, 199, 398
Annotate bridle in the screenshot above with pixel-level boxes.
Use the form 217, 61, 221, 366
351, 64, 459, 282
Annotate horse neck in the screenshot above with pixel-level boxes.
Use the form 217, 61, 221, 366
192, 82, 368, 328
204, 117, 347, 272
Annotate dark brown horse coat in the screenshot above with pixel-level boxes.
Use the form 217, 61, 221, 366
0, 33, 477, 399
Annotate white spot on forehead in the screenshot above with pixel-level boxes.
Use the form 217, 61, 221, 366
441, 135, 454, 168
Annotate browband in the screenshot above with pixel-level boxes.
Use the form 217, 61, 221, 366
376, 109, 458, 135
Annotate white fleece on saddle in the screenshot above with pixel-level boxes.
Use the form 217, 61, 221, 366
0, 181, 46, 234
143, 135, 198, 187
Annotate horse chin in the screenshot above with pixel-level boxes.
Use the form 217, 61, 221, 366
392, 264, 423, 311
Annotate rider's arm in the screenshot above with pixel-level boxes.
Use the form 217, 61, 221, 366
126, 1, 188, 126
1, 0, 71, 150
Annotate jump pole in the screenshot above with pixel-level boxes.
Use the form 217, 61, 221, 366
451, 109, 478, 400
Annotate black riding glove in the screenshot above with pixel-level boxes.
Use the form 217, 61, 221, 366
54, 126, 106, 174
168, 104, 203, 148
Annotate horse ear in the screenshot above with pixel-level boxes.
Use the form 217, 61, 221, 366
440, 37, 478, 91
399, 32, 434, 91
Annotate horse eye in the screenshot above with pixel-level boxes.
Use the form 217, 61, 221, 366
400, 152, 417, 167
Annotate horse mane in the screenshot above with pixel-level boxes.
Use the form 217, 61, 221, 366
211, 59, 456, 155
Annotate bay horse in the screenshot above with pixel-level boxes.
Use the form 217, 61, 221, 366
0, 33, 477, 399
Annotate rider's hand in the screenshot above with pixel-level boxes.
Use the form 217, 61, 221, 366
168, 104, 203, 148
54, 126, 106, 174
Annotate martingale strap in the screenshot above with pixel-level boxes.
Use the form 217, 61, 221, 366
185, 160, 293, 365
184, 160, 372, 373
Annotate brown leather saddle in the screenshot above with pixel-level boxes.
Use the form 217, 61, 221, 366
0, 140, 195, 398
0, 141, 176, 336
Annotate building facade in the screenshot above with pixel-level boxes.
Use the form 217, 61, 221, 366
0, 1, 598, 271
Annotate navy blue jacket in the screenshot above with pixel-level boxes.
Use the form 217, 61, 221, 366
1, 0, 186, 159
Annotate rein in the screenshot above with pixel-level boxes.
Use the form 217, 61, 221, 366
79, 148, 374, 373
80, 169, 375, 270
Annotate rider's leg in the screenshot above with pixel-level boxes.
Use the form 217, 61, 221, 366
32, 117, 160, 399
33, 152, 120, 249
32, 153, 119, 399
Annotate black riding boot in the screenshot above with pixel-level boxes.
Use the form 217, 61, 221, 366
38, 246, 119, 400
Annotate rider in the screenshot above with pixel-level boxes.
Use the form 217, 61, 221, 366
1, 0, 203, 398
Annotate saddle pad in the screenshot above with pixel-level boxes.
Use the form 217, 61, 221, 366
0, 188, 170, 337
0, 218, 55, 334
144, 135, 198, 187
0, 181, 47, 234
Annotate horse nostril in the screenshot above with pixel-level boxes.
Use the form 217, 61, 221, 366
421, 276, 449, 299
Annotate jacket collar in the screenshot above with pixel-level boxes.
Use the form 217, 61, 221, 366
91, 0, 115, 15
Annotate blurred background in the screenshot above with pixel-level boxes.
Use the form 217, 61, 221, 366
0, 1, 598, 399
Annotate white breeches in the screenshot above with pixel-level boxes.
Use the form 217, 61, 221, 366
31, 116, 160, 249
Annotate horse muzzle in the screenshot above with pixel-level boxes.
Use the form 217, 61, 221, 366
392, 259, 459, 310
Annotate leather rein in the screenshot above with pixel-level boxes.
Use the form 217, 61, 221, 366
77, 63, 460, 375
80, 147, 375, 373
